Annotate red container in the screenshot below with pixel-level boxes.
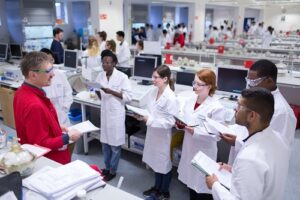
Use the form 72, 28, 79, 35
244, 60, 254, 68
164, 54, 172, 64
165, 42, 171, 50
218, 45, 224, 54
208, 38, 215, 44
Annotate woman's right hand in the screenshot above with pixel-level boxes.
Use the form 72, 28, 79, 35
175, 121, 186, 130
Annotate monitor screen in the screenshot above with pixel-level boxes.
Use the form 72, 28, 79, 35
10, 44, 22, 58
133, 56, 157, 81
64, 50, 78, 68
140, 53, 162, 67
0, 43, 8, 61
176, 71, 195, 86
217, 67, 248, 95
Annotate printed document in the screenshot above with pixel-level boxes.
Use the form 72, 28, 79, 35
204, 117, 236, 136
192, 151, 232, 189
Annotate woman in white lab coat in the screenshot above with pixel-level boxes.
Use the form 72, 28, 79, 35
41, 48, 73, 127
81, 36, 102, 70
140, 65, 179, 200
96, 31, 107, 53
95, 50, 132, 181
262, 26, 274, 48
177, 69, 227, 200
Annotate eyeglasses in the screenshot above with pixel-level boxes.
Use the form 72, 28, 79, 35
245, 76, 267, 87
31, 67, 54, 74
192, 81, 207, 88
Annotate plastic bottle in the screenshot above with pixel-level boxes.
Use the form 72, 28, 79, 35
0, 128, 7, 149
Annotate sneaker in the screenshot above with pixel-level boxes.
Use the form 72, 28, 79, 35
104, 173, 116, 181
157, 192, 170, 200
101, 168, 110, 176
144, 193, 158, 200
143, 187, 159, 197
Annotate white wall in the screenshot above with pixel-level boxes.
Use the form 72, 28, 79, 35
98, 0, 124, 40
245, 8, 263, 23
208, 5, 239, 29
263, 5, 300, 31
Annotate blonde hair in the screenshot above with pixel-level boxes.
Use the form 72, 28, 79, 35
87, 36, 100, 56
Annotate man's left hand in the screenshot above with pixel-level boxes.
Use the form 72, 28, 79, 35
206, 174, 219, 189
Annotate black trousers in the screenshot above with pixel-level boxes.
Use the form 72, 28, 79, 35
189, 188, 213, 200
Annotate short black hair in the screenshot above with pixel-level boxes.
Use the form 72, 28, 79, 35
53, 27, 63, 37
101, 49, 118, 64
250, 59, 278, 82
241, 87, 274, 124
40, 48, 55, 60
116, 31, 125, 38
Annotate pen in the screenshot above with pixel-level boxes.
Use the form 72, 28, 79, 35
189, 124, 200, 127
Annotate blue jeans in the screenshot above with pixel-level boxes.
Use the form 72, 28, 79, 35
102, 143, 122, 174
154, 170, 172, 193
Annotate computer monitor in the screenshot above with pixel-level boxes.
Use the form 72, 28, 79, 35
9, 44, 22, 59
0, 43, 8, 61
216, 66, 248, 97
133, 56, 157, 85
140, 53, 162, 67
64, 50, 78, 69
176, 71, 195, 86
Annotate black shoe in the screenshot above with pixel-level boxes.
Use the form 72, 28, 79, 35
143, 187, 159, 197
101, 168, 110, 176
104, 173, 116, 181
157, 192, 170, 200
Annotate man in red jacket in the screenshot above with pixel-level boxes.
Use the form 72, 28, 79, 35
13, 52, 81, 164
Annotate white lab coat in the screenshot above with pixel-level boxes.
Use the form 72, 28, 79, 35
80, 50, 102, 70
227, 88, 296, 164
99, 41, 106, 54
142, 85, 179, 174
159, 34, 172, 47
44, 69, 73, 127
95, 68, 132, 146
262, 31, 273, 47
177, 95, 227, 194
116, 41, 131, 68
212, 126, 290, 200
81, 50, 103, 81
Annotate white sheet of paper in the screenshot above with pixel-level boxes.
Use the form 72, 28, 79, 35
205, 117, 236, 136
68, 120, 100, 134
23, 160, 104, 198
126, 105, 150, 117
21, 144, 51, 158
192, 151, 232, 189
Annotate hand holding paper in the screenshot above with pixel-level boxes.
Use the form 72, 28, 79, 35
191, 150, 232, 189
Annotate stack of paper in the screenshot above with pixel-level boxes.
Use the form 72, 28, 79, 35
126, 105, 150, 117
23, 160, 105, 200
191, 151, 232, 189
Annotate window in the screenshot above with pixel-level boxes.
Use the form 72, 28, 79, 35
55, 2, 68, 25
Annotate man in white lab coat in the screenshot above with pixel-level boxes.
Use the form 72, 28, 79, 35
95, 50, 132, 181
206, 87, 290, 200
116, 31, 131, 68
222, 59, 297, 164
41, 48, 73, 127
